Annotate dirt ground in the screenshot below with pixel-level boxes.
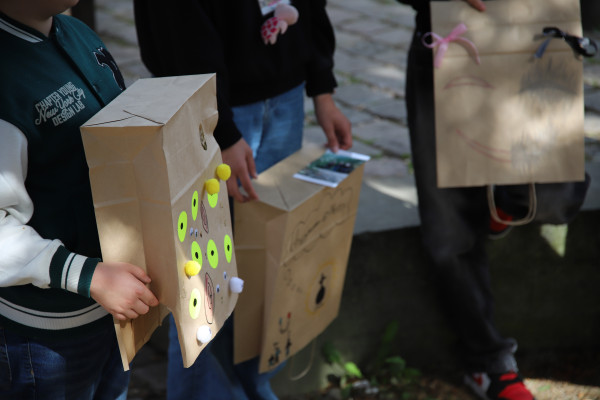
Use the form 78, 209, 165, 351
281, 377, 600, 400
281, 349, 600, 400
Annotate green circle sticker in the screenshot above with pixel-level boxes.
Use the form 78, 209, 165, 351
189, 288, 201, 319
191, 241, 202, 268
224, 235, 233, 263
207, 239, 219, 269
177, 211, 188, 242
191, 191, 199, 221
207, 192, 218, 209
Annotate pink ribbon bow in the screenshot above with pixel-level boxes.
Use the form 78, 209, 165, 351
422, 23, 481, 68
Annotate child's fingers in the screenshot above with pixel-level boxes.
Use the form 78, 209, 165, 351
324, 127, 340, 153
122, 309, 140, 320
114, 313, 128, 321
238, 172, 258, 201
227, 180, 246, 203
125, 263, 152, 283
464, 0, 486, 11
246, 155, 258, 180
131, 299, 150, 316
136, 285, 159, 307
121, 264, 159, 307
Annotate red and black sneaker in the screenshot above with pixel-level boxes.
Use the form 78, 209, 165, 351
464, 371, 535, 400
488, 207, 514, 240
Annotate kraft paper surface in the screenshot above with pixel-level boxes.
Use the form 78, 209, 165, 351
81, 75, 239, 369
431, 0, 585, 187
233, 144, 364, 372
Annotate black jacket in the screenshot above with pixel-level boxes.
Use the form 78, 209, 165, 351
134, 0, 338, 150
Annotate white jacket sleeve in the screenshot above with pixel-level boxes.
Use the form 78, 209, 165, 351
0, 119, 63, 288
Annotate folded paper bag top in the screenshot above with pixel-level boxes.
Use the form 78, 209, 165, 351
80, 74, 240, 370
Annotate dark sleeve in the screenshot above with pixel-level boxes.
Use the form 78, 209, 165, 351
396, 0, 432, 33
133, 0, 241, 150
304, 0, 338, 97
395, 0, 428, 13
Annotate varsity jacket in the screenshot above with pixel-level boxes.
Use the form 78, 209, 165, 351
0, 12, 125, 339
133, 0, 338, 150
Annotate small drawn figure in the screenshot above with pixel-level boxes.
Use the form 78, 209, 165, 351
315, 274, 326, 306
268, 342, 281, 366
204, 273, 215, 323
285, 336, 292, 357
199, 127, 207, 150
201, 201, 209, 233
278, 312, 291, 334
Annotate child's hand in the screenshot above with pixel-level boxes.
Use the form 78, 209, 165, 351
221, 138, 259, 203
90, 262, 159, 320
313, 93, 353, 152
463, 0, 486, 11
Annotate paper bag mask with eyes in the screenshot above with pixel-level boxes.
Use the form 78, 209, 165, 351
81, 74, 241, 370
429, 0, 587, 188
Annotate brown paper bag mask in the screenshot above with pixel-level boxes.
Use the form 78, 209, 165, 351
81, 74, 240, 369
232, 144, 364, 373
430, 0, 586, 188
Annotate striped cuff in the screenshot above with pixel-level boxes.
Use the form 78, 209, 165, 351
49, 246, 100, 297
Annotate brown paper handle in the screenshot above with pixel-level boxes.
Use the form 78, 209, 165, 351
287, 339, 317, 381
487, 184, 537, 226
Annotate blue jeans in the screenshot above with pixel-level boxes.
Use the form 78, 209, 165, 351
167, 84, 305, 400
0, 321, 129, 400
210, 317, 285, 400
166, 314, 240, 400
232, 83, 305, 174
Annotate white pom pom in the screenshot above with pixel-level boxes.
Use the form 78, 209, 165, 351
196, 325, 212, 344
229, 277, 244, 294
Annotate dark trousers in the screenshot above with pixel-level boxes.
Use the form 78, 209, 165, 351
405, 31, 517, 373
405, 26, 590, 372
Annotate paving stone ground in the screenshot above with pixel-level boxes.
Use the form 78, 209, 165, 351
89, 0, 600, 398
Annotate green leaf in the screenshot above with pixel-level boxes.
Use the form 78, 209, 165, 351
385, 356, 406, 367
322, 341, 343, 365
381, 321, 399, 344
373, 321, 400, 373
403, 367, 421, 380
344, 361, 363, 378
341, 385, 353, 399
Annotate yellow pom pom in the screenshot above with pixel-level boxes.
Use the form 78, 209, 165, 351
216, 164, 231, 181
205, 178, 220, 195
184, 260, 201, 277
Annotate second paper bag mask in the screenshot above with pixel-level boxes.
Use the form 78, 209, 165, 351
233, 144, 364, 373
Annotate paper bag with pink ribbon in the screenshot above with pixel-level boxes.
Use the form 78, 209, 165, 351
428, 0, 595, 188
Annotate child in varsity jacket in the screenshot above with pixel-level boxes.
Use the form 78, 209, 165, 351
0, 0, 158, 398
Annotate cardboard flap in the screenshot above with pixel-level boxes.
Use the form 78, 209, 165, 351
84, 75, 216, 127
251, 143, 327, 211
